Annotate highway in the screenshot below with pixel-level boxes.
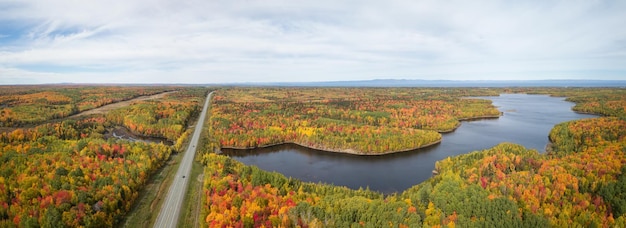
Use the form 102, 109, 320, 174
154, 91, 213, 228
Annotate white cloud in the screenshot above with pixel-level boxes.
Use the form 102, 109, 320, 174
0, 0, 625, 84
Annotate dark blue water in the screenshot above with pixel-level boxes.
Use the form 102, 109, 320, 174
224, 94, 597, 193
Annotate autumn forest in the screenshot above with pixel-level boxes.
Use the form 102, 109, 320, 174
1, 85, 625, 227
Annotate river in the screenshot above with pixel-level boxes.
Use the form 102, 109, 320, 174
224, 94, 597, 193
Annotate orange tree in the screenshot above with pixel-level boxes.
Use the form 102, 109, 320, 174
0, 85, 175, 127
106, 87, 206, 143
209, 87, 501, 154
0, 118, 172, 227
201, 87, 626, 227
0, 86, 208, 227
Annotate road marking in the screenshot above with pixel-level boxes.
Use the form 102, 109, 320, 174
154, 91, 213, 228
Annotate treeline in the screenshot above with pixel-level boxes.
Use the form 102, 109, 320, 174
549, 117, 626, 155
210, 88, 500, 154
507, 87, 626, 119
201, 153, 421, 227
0, 86, 175, 127
201, 87, 626, 227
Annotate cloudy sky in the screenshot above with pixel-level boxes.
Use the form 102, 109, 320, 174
1, 0, 625, 84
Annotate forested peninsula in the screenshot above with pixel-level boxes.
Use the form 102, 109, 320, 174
200, 87, 626, 227
1, 86, 625, 227
209, 88, 501, 155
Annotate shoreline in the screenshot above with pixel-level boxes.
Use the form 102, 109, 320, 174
572, 110, 603, 116
221, 113, 502, 156
105, 126, 172, 145
222, 138, 443, 156
220, 113, 503, 156
437, 114, 502, 133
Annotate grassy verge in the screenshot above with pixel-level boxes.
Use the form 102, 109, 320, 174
177, 91, 215, 228
178, 159, 205, 228
120, 150, 184, 227
118, 89, 211, 227
121, 128, 196, 227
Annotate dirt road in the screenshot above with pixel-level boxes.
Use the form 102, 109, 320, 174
71, 91, 177, 118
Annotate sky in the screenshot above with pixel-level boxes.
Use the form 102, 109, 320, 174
0, 0, 625, 84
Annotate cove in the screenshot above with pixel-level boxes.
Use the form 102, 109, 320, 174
224, 94, 597, 194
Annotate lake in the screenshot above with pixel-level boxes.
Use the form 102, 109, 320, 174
224, 94, 597, 193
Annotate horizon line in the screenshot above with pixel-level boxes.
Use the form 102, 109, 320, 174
2, 78, 626, 86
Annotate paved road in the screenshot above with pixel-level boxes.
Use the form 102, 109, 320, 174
154, 91, 213, 228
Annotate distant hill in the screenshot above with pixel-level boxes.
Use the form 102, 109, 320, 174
212, 79, 626, 87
